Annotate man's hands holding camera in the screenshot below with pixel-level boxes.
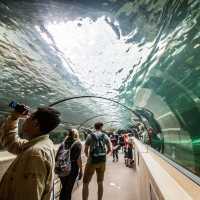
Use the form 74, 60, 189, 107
10, 104, 30, 120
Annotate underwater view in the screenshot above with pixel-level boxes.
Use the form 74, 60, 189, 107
0, 0, 200, 179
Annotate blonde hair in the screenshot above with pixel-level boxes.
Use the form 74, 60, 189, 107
72, 129, 79, 140
66, 128, 79, 140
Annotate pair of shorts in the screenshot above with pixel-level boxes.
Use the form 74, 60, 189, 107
83, 162, 106, 183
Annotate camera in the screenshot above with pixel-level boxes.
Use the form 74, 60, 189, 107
9, 101, 29, 114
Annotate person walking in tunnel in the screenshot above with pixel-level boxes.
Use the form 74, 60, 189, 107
110, 133, 119, 162
0, 104, 61, 200
82, 122, 111, 200
127, 135, 135, 167
119, 134, 125, 153
55, 129, 82, 200
123, 133, 129, 166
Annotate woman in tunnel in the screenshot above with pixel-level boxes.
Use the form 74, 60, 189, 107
56, 129, 83, 200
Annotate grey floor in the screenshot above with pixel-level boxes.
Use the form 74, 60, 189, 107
72, 153, 138, 200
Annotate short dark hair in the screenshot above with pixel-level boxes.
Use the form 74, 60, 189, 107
33, 107, 61, 134
94, 122, 103, 130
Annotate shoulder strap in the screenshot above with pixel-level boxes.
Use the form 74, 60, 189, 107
99, 133, 106, 140
101, 133, 105, 138
64, 138, 76, 150
55, 142, 65, 160
70, 140, 79, 149
90, 133, 97, 141
90, 133, 106, 143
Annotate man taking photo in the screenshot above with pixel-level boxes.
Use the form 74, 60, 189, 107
0, 104, 61, 200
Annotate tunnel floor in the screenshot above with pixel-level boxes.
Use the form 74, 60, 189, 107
71, 153, 138, 200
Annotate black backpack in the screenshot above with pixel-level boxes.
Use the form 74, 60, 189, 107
90, 133, 107, 164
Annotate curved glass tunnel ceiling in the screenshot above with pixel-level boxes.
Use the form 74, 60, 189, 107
0, 0, 200, 178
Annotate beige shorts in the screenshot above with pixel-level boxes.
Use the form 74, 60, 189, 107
83, 162, 106, 183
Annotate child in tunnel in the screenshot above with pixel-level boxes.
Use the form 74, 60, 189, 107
110, 133, 119, 162
124, 133, 135, 167
127, 135, 135, 167
123, 133, 129, 166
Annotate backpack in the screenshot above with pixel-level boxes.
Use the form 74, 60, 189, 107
54, 142, 72, 177
90, 133, 107, 164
